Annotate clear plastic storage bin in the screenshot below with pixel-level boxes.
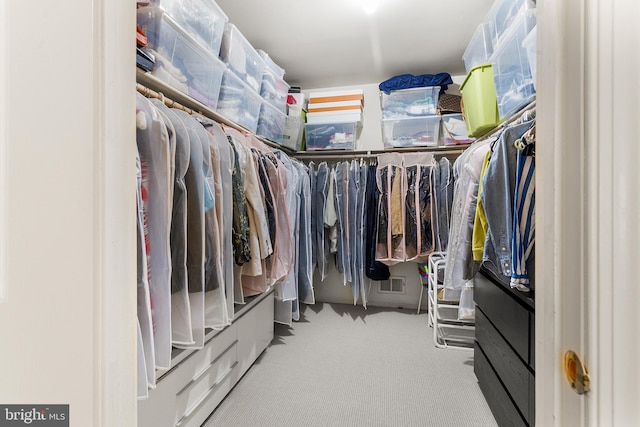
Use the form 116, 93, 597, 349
219, 23, 267, 94
216, 68, 263, 133
486, 0, 534, 48
147, 0, 228, 55
257, 100, 287, 144
380, 86, 440, 119
137, 7, 225, 109
305, 122, 360, 150
522, 26, 537, 91
463, 23, 494, 74
441, 114, 476, 145
258, 49, 285, 78
491, 9, 537, 119
382, 116, 441, 148
260, 69, 290, 113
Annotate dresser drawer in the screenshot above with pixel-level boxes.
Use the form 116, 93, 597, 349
476, 308, 532, 425
474, 343, 527, 427
529, 312, 535, 370
474, 273, 530, 361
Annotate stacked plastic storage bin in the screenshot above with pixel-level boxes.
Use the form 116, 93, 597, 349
380, 86, 441, 148
217, 23, 267, 133
304, 90, 364, 150
489, 0, 536, 119
136, 0, 228, 109
256, 50, 288, 144
460, 0, 536, 137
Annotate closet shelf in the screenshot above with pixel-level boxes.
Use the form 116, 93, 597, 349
136, 68, 296, 155
293, 144, 470, 160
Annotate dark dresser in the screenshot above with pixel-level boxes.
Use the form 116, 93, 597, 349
474, 267, 535, 426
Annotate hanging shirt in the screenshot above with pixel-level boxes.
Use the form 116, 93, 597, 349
510, 127, 536, 290
482, 121, 534, 283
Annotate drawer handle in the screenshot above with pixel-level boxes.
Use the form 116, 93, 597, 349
563, 350, 590, 394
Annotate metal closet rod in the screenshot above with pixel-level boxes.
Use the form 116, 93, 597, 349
136, 83, 194, 114
293, 145, 469, 161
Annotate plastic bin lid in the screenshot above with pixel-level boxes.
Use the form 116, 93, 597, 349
460, 63, 493, 91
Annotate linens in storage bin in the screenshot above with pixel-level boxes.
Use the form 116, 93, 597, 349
382, 116, 441, 148
137, 8, 226, 109
147, 0, 228, 55
460, 63, 502, 137
380, 86, 440, 119
442, 114, 476, 145
257, 100, 286, 144
491, 9, 536, 119
220, 23, 267, 93
216, 68, 262, 133
305, 122, 360, 150
463, 23, 493, 74
260, 69, 290, 113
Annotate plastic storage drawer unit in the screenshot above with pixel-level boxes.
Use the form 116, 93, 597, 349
258, 49, 285, 78
260, 69, 290, 113
147, 0, 228, 55
137, 7, 225, 109
522, 26, 537, 91
463, 23, 494, 74
382, 116, 441, 148
220, 24, 267, 94
257, 100, 287, 144
380, 86, 440, 119
491, 9, 536, 119
216, 69, 263, 133
442, 114, 476, 145
486, 0, 534, 48
460, 64, 502, 138
305, 122, 360, 150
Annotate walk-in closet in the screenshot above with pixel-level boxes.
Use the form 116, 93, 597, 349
1, 0, 639, 426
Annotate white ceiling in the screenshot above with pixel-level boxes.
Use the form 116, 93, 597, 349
216, 0, 495, 89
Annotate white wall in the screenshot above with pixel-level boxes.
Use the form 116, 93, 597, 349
0, 1, 136, 426
303, 77, 465, 309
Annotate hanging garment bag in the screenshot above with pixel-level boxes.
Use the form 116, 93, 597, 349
207, 122, 236, 320
294, 161, 315, 305
365, 164, 390, 281
135, 94, 173, 368
150, 101, 194, 346
137, 320, 149, 399
357, 162, 369, 307
202, 128, 230, 329
315, 162, 330, 280
172, 110, 206, 349
135, 148, 156, 389
404, 152, 436, 263
376, 153, 406, 265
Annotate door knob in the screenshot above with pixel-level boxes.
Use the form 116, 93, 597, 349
563, 350, 590, 394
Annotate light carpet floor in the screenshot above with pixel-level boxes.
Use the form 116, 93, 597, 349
203, 302, 497, 427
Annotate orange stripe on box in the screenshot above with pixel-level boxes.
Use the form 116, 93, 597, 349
309, 94, 364, 104
307, 105, 364, 113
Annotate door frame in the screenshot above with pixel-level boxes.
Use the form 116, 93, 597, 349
537, 0, 640, 425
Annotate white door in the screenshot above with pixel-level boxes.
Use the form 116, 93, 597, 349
537, 0, 640, 425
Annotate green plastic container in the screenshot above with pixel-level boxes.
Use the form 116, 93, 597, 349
459, 64, 503, 137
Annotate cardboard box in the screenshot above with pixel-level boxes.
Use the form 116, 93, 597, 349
281, 114, 305, 151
